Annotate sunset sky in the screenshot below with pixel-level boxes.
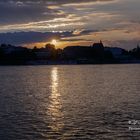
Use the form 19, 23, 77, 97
0, 0, 140, 49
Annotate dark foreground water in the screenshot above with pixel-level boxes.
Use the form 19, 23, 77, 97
0, 64, 140, 140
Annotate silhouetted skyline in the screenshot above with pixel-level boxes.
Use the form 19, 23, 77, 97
0, 42, 140, 65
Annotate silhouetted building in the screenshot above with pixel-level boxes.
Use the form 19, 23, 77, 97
104, 47, 124, 58
92, 41, 104, 58
63, 46, 94, 59
92, 40, 104, 49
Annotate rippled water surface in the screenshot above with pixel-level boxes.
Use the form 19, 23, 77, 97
0, 64, 140, 140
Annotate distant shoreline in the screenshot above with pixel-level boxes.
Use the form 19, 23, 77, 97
1, 43, 140, 66
0, 61, 140, 66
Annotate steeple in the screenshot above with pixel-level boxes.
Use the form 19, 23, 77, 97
92, 40, 104, 48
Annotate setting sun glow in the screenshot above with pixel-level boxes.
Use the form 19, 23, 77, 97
51, 39, 57, 46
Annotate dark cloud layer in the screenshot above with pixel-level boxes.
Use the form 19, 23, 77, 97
0, 31, 138, 49
0, 32, 63, 44
0, 30, 96, 45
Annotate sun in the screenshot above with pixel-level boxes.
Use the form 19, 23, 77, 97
51, 39, 57, 45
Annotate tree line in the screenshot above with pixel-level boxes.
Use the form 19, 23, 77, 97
0, 43, 140, 65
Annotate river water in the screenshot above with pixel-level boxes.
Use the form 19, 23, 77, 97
0, 64, 140, 140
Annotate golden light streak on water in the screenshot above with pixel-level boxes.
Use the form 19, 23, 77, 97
48, 67, 64, 132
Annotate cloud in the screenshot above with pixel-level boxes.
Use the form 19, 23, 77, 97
0, 0, 114, 26
0, 29, 139, 49
0, 0, 139, 49
0, 30, 97, 45
0, 1, 66, 25
0, 31, 61, 45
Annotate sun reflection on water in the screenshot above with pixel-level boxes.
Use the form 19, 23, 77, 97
48, 67, 64, 132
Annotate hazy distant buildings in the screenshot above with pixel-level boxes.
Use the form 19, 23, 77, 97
104, 47, 124, 58
0, 44, 26, 54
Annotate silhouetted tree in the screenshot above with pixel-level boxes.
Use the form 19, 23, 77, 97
0, 47, 5, 62
129, 45, 140, 59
